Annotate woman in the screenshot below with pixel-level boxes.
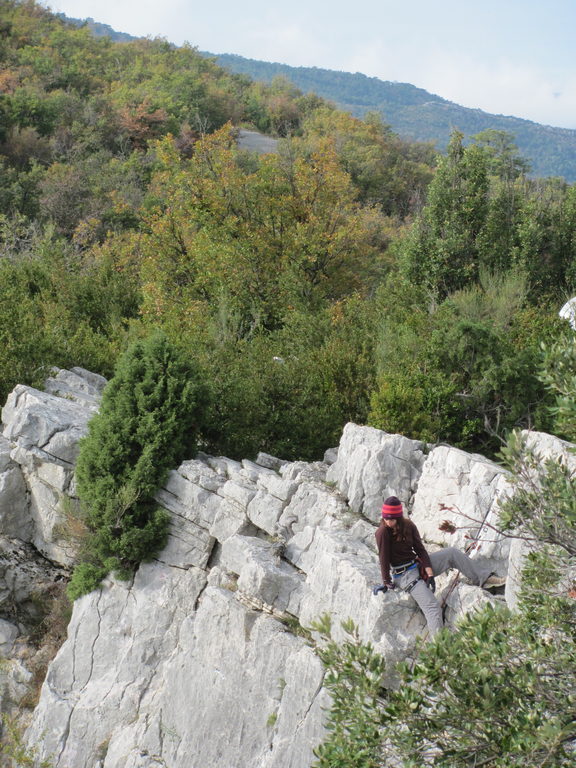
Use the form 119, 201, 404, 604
374, 496, 504, 635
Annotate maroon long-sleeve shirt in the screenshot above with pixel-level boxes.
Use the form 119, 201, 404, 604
375, 518, 432, 585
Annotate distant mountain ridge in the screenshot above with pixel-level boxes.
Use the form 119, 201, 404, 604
207, 53, 576, 182
61, 14, 576, 181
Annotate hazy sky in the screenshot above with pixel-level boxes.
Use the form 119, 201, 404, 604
46, 0, 576, 129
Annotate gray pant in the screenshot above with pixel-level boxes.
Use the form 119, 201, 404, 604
393, 547, 492, 636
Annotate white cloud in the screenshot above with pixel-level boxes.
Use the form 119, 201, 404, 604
233, 22, 328, 65
343, 42, 576, 129
415, 52, 576, 128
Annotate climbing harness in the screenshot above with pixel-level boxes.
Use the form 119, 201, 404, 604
391, 560, 418, 576
404, 578, 421, 594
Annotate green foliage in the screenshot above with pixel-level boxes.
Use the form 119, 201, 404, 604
301, 107, 435, 217
540, 331, 576, 440
495, 331, 576, 556
401, 131, 490, 297
386, 596, 575, 767
508, 182, 576, 295
135, 126, 390, 335
1, 0, 575, 473
311, 615, 388, 768
67, 562, 110, 601
70, 331, 208, 598
368, 273, 557, 453
0, 221, 138, 405
498, 430, 576, 556
0, 714, 53, 768
180, 295, 379, 461
400, 130, 576, 300
472, 128, 531, 181
211, 52, 576, 182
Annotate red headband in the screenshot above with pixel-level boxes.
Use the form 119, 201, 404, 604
381, 500, 403, 518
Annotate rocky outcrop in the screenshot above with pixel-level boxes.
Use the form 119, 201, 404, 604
1, 367, 106, 565
325, 423, 428, 523
0, 368, 563, 767
410, 444, 511, 573
237, 129, 279, 155
503, 429, 576, 610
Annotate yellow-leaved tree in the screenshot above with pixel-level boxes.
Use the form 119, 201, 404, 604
130, 124, 388, 336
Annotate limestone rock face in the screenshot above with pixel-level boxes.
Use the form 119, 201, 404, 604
326, 422, 428, 522
410, 445, 512, 575
0, 368, 103, 565
0, 435, 30, 540
0, 536, 68, 621
22, 421, 512, 767
503, 429, 576, 609
25, 564, 328, 768
2, 371, 571, 768
522, 429, 576, 468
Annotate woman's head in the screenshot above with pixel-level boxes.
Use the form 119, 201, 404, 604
381, 496, 403, 528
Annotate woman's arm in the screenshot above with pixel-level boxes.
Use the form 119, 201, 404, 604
375, 526, 393, 585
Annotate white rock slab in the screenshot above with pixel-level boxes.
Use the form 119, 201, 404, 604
522, 429, 576, 469
411, 445, 511, 571
27, 580, 326, 768
326, 423, 428, 522
43, 366, 106, 410
0, 618, 19, 656
247, 490, 286, 536
221, 534, 304, 614
2, 385, 91, 464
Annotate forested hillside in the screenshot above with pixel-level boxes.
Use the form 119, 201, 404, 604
1, 4, 575, 766
1, 0, 575, 464
59, 12, 576, 181
209, 53, 576, 182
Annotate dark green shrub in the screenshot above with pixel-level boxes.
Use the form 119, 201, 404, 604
69, 331, 208, 599
368, 274, 559, 454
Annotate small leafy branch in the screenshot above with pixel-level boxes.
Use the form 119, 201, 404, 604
311, 614, 388, 768
498, 429, 576, 557
0, 714, 53, 768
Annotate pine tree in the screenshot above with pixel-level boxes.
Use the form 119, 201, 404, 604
69, 331, 208, 598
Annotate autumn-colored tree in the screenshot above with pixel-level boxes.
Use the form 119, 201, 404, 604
133, 125, 389, 334
118, 99, 170, 150
302, 107, 435, 217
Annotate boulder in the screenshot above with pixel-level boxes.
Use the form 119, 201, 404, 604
43, 366, 106, 410
1, 372, 102, 565
522, 428, 576, 469
0, 657, 32, 718
326, 423, 428, 522
220, 534, 304, 614
0, 617, 19, 656
0, 435, 31, 540
411, 445, 511, 576
2, 384, 92, 465
443, 582, 504, 626
0, 536, 68, 622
